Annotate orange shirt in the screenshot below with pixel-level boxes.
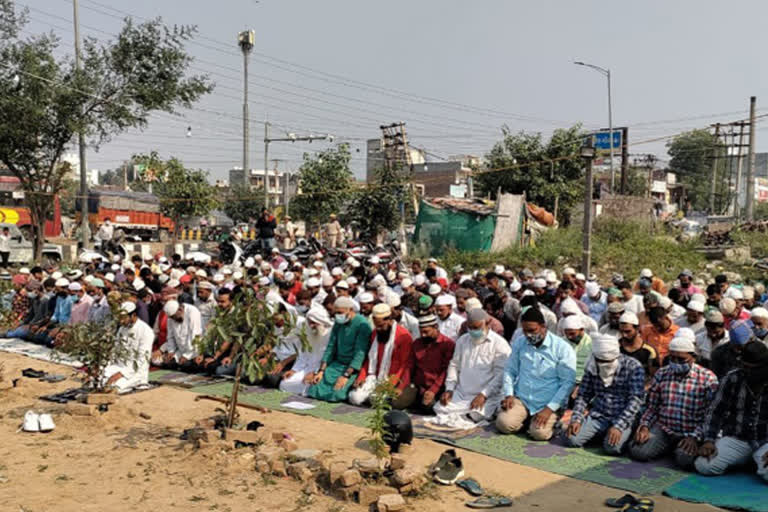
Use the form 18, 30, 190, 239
640, 323, 679, 364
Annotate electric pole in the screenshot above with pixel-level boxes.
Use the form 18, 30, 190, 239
238, 30, 255, 181
709, 123, 721, 214
581, 140, 596, 276
746, 96, 757, 221
73, 0, 89, 248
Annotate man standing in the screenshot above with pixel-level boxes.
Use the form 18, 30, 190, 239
496, 307, 576, 440
282, 215, 297, 250
308, 297, 372, 402
410, 314, 456, 412
582, 281, 607, 324
348, 304, 414, 408
629, 332, 718, 469
0, 226, 10, 268
695, 341, 768, 482
96, 218, 114, 246
256, 208, 277, 251
433, 309, 511, 424
566, 335, 646, 454
325, 213, 343, 248
102, 302, 155, 392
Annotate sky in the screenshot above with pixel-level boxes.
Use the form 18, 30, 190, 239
20, 0, 768, 181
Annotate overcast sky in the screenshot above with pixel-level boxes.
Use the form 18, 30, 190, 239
22, 0, 768, 180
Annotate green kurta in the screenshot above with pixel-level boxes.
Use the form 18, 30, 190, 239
307, 314, 372, 402
570, 333, 593, 383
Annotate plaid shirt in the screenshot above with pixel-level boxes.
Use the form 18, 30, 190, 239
573, 354, 646, 431
639, 363, 719, 439
702, 369, 768, 445
11, 292, 29, 324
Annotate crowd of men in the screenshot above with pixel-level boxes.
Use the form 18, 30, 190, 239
1, 252, 766, 483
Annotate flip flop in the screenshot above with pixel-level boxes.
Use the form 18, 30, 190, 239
605, 495, 654, 509
457, 478, 484, 497
624, 504, 654, 512
466, 496, 513, 509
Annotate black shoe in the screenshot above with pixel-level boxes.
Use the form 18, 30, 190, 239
428, 448, 457, 475
434, 457, 464, 485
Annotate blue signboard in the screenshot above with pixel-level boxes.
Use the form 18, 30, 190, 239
593, 131, 622, 151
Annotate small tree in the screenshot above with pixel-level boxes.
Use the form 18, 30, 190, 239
291, 144, 355, 230
197, 289, 307, 427
223, 185, 264, 224
347, 166, 405, 242
366, 379, 398, 459
0, 2, 212, 259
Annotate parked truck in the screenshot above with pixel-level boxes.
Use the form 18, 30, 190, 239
76, 189, 174, 242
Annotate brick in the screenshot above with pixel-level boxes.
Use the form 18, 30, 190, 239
195, 418, 217, 429
377, 493, 406, 512
302, 480, 318, 495
287, 449, 320, 462
66, 402, 96, 416
288, 462, 313, 482
271, 459, 287, 477
334, 484, 359, 501
83, 393, 117, 405
329, 461, 348, 486
340, 469, 361, 487
279, 439, 298, 452
355, 457, 386, 475
398, 475, 427, 495
389, 455, 407, 470
391, 466, 419, 487
255, 460, 270, 473
359, 484, 396, 506
271, 432, 285, 442
224, 428, 263, 446
256, 446, 286, 463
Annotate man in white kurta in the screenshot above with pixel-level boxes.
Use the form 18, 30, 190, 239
103, 301, 155, 392
279, 307, 333, 395
431, 309, 511, 427
436, 295, 464, 341
156, 300, 202, 367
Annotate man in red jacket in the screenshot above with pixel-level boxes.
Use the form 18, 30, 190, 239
348, 303, 413, 408
408, 314, 456, 412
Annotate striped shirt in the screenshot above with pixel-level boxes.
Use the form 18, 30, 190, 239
702, 369, 768, 444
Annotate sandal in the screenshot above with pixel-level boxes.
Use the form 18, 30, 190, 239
457, 478, 484, 497
624, 504, 654, 512
605, 494, 654, 509
466, 496, 513, 509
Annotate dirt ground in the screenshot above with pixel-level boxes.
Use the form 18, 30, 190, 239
0, 353, 719, 512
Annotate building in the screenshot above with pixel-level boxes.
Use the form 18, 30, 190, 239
365, 138, 425, 183
410, 161, 474, 198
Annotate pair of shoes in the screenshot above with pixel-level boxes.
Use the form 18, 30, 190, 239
605, 494, 654, 511
22, 368, 46, 379
430, 449, 465, 485
22, 411, 55, 433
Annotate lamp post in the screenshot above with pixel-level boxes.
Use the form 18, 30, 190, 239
575, 61, 615, 193
238, 30, 255, 179
581, 140, 596, 276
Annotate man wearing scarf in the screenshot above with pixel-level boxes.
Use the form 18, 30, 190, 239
695, 341, 768, 482
348, 303, 414, 407
566, 334, 645, 454
497, 306, 575, 440
629, 329, 718, 468
280, 307, 333, 396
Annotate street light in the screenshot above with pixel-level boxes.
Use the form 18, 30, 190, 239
580, 139, 596, 276
574, 60, 615, 194
238, 30, 255, 179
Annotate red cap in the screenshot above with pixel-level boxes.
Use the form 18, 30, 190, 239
179, 274, 192, 284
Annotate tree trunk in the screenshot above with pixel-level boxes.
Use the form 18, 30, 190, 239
227, 357, 243, 429
30, 204, 46, 262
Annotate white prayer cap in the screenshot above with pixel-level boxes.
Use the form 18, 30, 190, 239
307, 307, 333, 326
640, 268, 653, 278
563, 267, 576, 276
123, 262, 134, 271
669, 328, 696, 353
278, 261, 288, 272
387, 270, 396, 282
427, 257, 438, 263
163, 300, 180, 316
690, 293, 706, 304
159, 263, 171, 272
244, 257, 255, 268
749, 306, 768, 320
465, 297, 482, 311
167, 279, 180, 289
233, 271, 243, 280
312, 261, 324, 269
331, 267, 343, 276
322, 275, 334, 287
110, 264, 120, 272
562, 315, 583, 331
334, 296, 356, 310
686, 300, 705, 313
585, 282, 600, 297
345, 257, 357, 266
68, 282, 82, 292
401, 278, 413, 289
494, 265, 505, 275
213, 273, 225, 283
358, 292, 374, 304
104, 273, 115, 283
157, 274, 169, 284
306, 277, 321, 288
111, 254, 121, 263
371, 274, 386, 287
307, 269, 319, 277
658, 296, 672, 309
369, 256, 380, 264
254, 254, 263, 262
133, 279, 146, 292
68, 269, 83, 280
414, 275, 426, 286
619, 311, 639, 326
532, 278, 547, 289
198, 281, 215, 291
336, 280, 349, 290
350, 259, 361, 268
258, 277, 270, 286
83, 275, 95, 284
719, 297, 737, 315
55, 278, 69, 287
726, 287, 743, 300
195, 269, 207, 278
51, 271, 63, 280
271, 247, 280, 254
372, 303, 391, 318
435, 295, 453, 307
347, 276, 358, 285
222, 267, 234, 275
592, 334, 620, 359
284, 271, 295, 283
170, 269, 184, 280
158, 256, 168, 263
560, 298, 580, 316
120, 301, 136, 314
185, 266, 196, 273
509, 280, 522, 292
575, 273, 586, 281
742, 286, 755, 301
386, 294, 401, 308
428, 283, 442, 296
521, 289, 535, 297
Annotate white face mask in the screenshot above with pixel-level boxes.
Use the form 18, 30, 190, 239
596, 359, 620, 386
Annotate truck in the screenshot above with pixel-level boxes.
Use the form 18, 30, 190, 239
76, 189, 174, 242
0, 174, 62, 239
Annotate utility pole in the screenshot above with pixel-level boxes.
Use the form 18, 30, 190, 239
733, 121, 746, 219
263, 121, 269, 208
709, 123, 721, 214
746, 96, 757, 221
73, 0, 89, 248
620, 127, 629, 194
581, 140, 596, 276
574, 61, 614, 192
238, 30, 255, 180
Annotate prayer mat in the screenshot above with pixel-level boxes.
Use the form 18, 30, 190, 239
0, 337, 82, 367
148, 370, 225, 388
664, 473, 768, 512
186, 380, 688, 495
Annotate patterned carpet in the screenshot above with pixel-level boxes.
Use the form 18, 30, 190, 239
664, 473, 768, 512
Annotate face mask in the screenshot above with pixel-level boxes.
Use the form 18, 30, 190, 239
681, 282, 690, 289
421, 336, 436, 343
567, 335, 582, 345
335, 313, 349, 325
754, 327, 768, 339
596, 359, 620, 386
668, 362, 691, 375
57, 291, 67, 297
296, 305, 308, 314
469, 328, 485, 340
526, 333, 545, 346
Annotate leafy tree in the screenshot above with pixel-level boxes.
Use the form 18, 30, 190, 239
347, 166, 405, 242
0, 1, 212, 259
477, 124, 587, 223
667, 129, 724, 213
223, 185, 264, 224
291, 144, 355, 229
135, 154, 218, 243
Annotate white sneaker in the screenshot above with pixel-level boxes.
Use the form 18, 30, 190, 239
38, 414, 55, 433
22, 411, 40, 432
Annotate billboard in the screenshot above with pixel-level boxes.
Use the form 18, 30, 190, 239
592, 130, 622, 155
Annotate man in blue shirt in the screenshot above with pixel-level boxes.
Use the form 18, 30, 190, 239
496, 307, 576, 441
566, 333, 646, 454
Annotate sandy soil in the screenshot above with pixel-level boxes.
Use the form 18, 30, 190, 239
0, 353, 719, 512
